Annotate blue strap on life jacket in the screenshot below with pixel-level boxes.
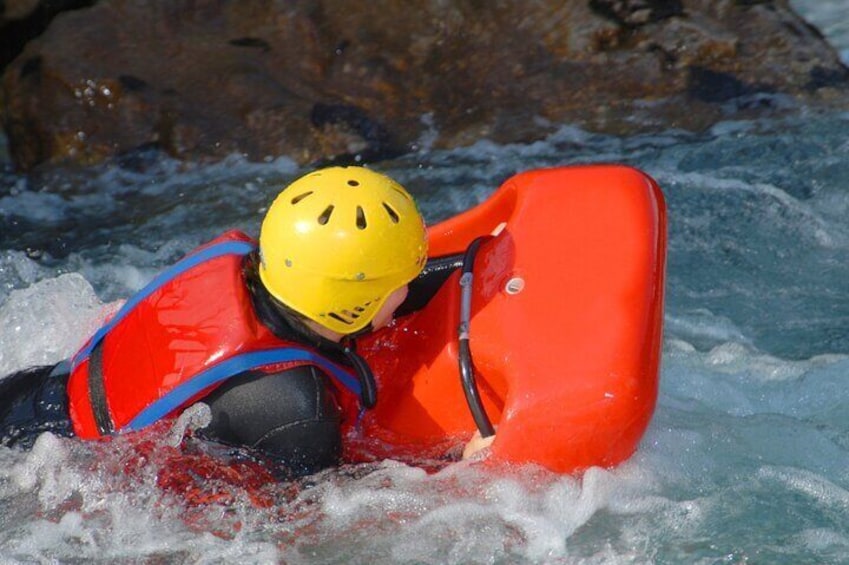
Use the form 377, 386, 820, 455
126, 346, 361, 432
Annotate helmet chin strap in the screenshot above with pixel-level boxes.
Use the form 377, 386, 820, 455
341, 336, 377, 409
345, 323, 374, 340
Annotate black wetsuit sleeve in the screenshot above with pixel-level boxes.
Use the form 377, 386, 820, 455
0, 363, 73, 448
199, 364, 342, 477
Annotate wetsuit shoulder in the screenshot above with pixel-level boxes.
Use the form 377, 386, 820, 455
199, 364, 342, 477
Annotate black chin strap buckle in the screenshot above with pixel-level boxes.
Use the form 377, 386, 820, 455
342, 338, 377, 410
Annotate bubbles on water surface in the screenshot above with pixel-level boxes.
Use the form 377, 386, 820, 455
0, 422, 670, 563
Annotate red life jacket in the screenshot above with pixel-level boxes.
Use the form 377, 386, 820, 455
67, 230, 362, 439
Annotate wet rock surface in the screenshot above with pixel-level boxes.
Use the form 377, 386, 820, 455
1, 0, 847, 171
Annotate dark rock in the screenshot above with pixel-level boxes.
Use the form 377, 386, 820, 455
1, 0, 847, 171
310, 102, 401, 162
228, 37, 272, 52
589, 0, 684, 27
1, 0, 96, 70
687, 66, 763, 103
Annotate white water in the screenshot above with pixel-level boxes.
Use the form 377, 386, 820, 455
1, 2, 848, 562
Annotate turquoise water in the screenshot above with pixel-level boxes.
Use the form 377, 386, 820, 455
1, 2, 848, 562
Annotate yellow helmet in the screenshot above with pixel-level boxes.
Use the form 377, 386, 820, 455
258, 166, 428, 334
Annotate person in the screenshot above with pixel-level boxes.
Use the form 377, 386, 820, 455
0, 166, 467, 477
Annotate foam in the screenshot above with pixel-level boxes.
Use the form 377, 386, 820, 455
0, 425, 286, 561
0, 273, 115, 374
273, 458, 684, 563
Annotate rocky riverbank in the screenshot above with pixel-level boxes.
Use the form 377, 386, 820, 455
1, 0, 847, 172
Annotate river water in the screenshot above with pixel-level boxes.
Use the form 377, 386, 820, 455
1, 2, 848, 563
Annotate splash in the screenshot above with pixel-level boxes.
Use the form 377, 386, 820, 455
0, 272, 114, 374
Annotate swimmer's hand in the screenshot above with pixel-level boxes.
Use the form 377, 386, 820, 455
462, 430, 495, 460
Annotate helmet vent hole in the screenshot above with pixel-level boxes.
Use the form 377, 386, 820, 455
356, 206, 367, 229
347, 179, 360, 187
328, 312, 353, 325
290, 191, 313, 205
317, 205, 334, 225
382, 202, 400, 223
